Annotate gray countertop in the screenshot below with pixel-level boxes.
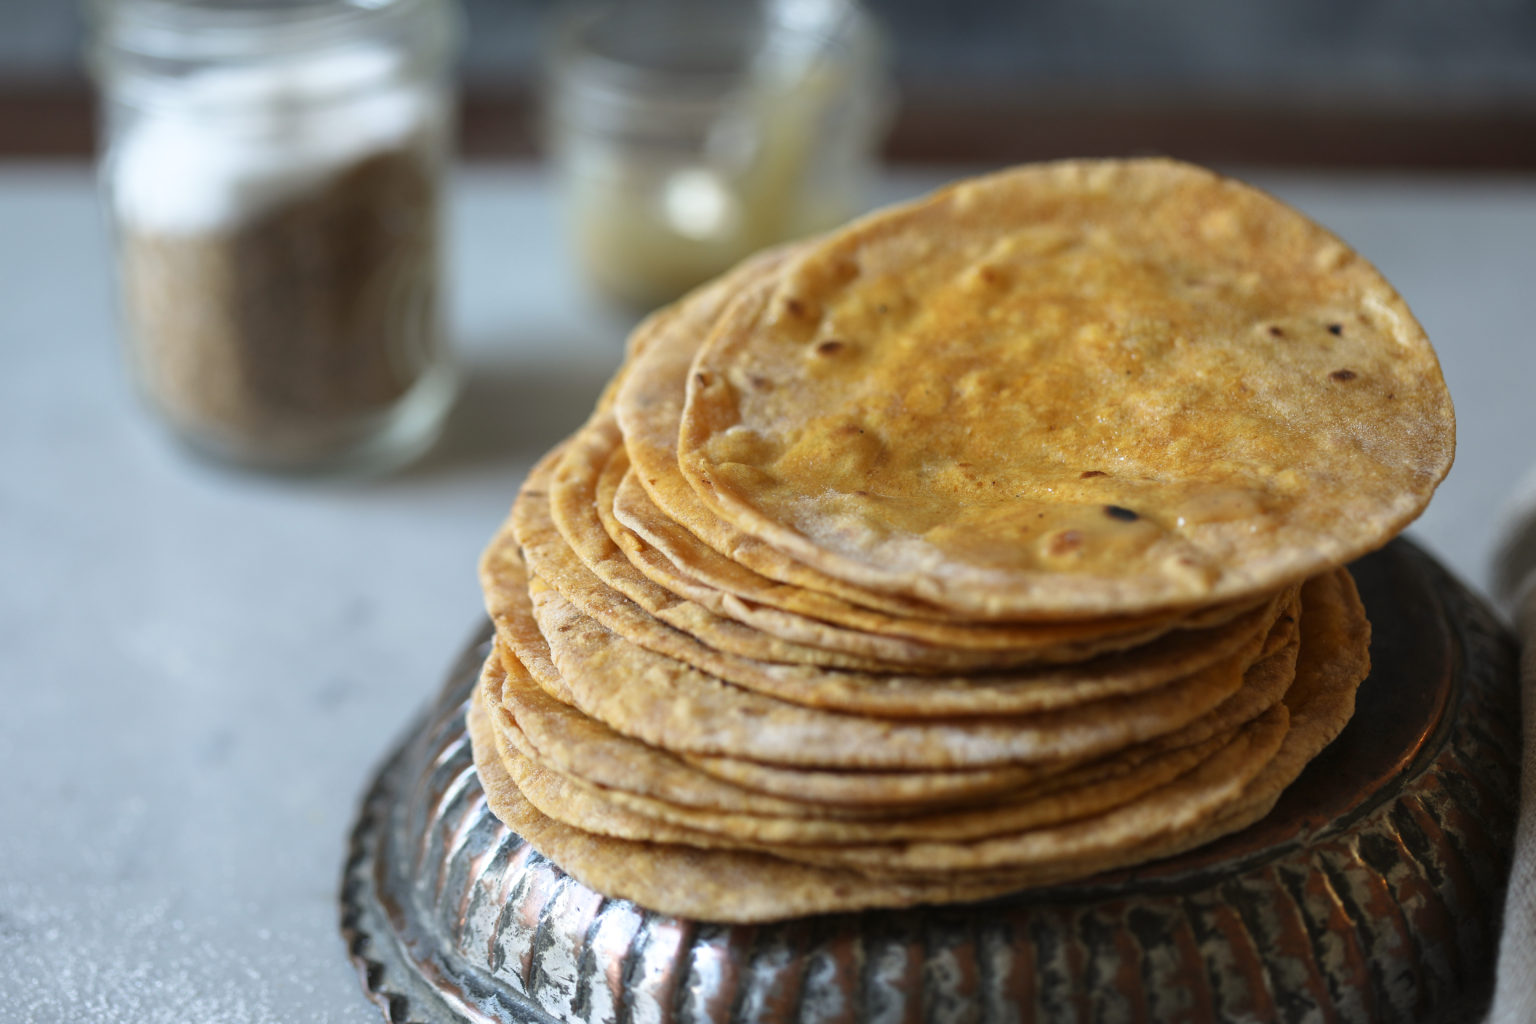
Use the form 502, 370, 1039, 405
2, 164, 1533, 1023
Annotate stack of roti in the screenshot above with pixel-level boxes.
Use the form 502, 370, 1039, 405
468, 158, 1455, 924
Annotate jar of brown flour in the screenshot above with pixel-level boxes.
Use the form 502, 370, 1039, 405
88, 0, 459, 473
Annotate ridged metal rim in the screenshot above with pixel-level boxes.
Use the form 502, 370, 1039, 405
340, 541, 1519, 1024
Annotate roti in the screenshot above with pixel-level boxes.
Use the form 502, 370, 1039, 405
468, 681, 1044, 921
467, 158, 1413, 924
677, 159, 1453, 617
538, 412, 1275, 673
464, 569, 1367, 921
610, 430, 1256, 652
513, 561, 1279, 770
487, 612, 1297, 824
613, 248, 970, 620
495, 639, 1297, 848
519, 441, 908, 673
487, 498, 1296, 718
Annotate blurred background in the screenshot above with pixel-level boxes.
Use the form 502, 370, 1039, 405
6, 0, 1536, 167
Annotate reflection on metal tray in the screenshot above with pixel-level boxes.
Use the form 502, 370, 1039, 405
340, 539, 1519, 1024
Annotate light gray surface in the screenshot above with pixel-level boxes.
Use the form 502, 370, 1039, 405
0, 163, 1533, 1023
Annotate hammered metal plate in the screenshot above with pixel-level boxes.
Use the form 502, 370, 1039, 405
340, 540, 1520, 1024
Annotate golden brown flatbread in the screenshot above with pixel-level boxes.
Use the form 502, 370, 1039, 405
613, 248, 973, 619
468, 680, 1039, 920
493, 637, 1296, 848
678, 159, 1453, 618
466, 568, 1366, 921
487, 603, 1297, 823
566, 407, 1271, 665
488, 488, 1296, 718
503, 556, 1279, 770
467, 159, 1408, 924
610, 427, 1258, 652
521, 439, 906, 673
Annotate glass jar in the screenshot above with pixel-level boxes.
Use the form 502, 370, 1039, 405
87, 0, 460, 474
544, 0, 891, 310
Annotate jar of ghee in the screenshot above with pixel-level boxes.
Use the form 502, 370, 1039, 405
544, 0, 891, 309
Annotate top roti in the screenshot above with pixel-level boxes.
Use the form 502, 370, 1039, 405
678, 158, 1454, 617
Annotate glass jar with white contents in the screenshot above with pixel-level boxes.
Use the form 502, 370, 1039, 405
88, 0, 459, 474
545, 0, 891, 310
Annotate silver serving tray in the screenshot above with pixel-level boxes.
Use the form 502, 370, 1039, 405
340, 540, 1519, 1024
